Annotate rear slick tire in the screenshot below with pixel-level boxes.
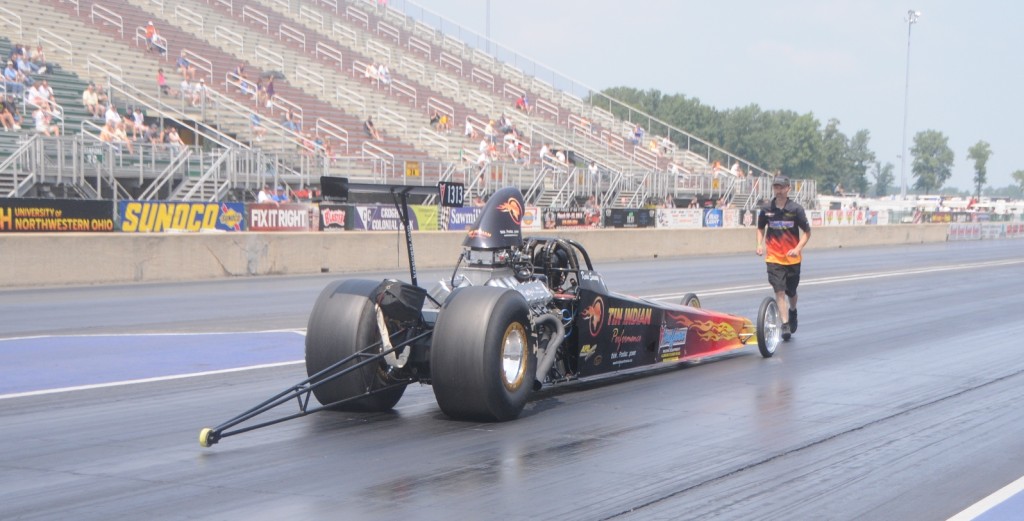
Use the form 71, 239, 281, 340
756, 296, 782, 358
431, 286, 535, 422
305, 279, 407, 412
680, 293, 701, 308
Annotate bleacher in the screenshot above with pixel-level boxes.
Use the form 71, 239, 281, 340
1, 0, 805, 208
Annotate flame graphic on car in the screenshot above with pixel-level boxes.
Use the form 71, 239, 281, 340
581, 296, 604, 336
496, 197, 523, 225
689, 321, 738, 342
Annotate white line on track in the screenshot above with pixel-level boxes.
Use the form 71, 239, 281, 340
3, 258, 1020, 400
947, 474, 1024, 521
0, 361, 304, 401
0, 329, 306, 343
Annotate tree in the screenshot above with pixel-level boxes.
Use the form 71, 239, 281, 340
967, 141, 992, 198
847, 130, 876, 195
1014, 170, 1024, 193
872, 161, 895, 196
910, 130, 955, 194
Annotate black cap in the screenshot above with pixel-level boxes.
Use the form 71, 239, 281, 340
772, 176, 791, 187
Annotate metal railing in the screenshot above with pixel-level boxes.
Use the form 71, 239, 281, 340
90, 4, 124, 39
174, 5, 205, 34
0, 6, 23, 40
37, 28, 73, 65
242, 5, 269, 33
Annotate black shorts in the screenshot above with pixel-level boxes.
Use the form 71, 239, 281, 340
767, 262, 801, 297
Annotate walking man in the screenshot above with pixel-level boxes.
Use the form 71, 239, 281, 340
756, 175, 811, 340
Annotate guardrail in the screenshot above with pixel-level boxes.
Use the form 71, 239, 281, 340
439, 51, 462, 77
398, 55, 425, 82
38, 28, 73, 65
315, 41, 343, 69
0, 6, 23, 40
214, 0, 233, 15
242, 5, 269, 33
298, 5, 324, 30
294, 65, 325, 96
376, 105, 407, 137
377, 20, 400, 44
332, 21, 357, 47
90, 4, 124, 38
471, 67, 493, 92
407, 35, 431, 59
336, 85, 366, 117
88, 53, 125, 80
389, 78, 417, 107
315, 118, 349, 154
254, 45, 284, 72
183, 49, 214, 84
361, 140, 395, 179
174, 5, 204, 34
215, 25, 244, 54
279, 23, 306, 52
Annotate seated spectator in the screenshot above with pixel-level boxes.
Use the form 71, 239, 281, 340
255, 78, 267, 107
274, 185, 289, 203
99, 121, 119, 151
165, 127, 183, 155
364, 116, 381, 140
130, 107, 146, 140
113, 121, 134, 154
378, 63, 391, 85
191, 78, 207, 107
33, 107, 59, 136
1, 96, 20, 130
250, 113, 266, 141
257, 184, 277, 205
156, 69, 176, 97
32, 80, 58, 114
429, 111, 441, 131
464, 117, 478, 140
16, 52, 41, 77
363, 62, 379, 83
145, 123, 163, 145
82, 84, 104, 119
264, 77, 276, 108
2, 60, 27, 96
631, 124, 644, 145
232, 62, 249, 95
31, 45, 47, 72
105, 103, 123, 127
484, 120, 497, 144
176, 52, 189, 78
439, 113, 450, 134
514, 94, 531, 114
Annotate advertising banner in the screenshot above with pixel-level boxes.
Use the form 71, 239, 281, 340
948, 222, 982, 241
319, 204, 347, 232
702, 208, 724, 228
542, 208, 599, 229
603, 208, 656, 228
443, 207, 483, 231
247, 203, 319, 231
118, 201, 245, 232
655, 208, 703, 229
521, 206, 542, 231
349, 205, 438, 231
1, 198, 115, 232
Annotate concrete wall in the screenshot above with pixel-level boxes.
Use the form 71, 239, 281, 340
0, 225, 949, 288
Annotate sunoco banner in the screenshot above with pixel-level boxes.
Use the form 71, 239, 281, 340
119, 201, 245, 232
1, 198, 115, 232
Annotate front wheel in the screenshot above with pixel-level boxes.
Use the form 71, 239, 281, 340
756, 296, 782, 358
680, 293, 701, 308
430, 286, 536, 421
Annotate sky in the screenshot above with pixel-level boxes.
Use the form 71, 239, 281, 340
408, 0, 1024, 191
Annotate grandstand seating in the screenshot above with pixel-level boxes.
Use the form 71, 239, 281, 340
1, 0, 798, 208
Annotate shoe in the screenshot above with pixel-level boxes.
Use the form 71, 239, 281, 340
789, 309, 798, 334
782, 322, 791, 341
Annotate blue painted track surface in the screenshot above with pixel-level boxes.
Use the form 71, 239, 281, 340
0, 332, 305, 395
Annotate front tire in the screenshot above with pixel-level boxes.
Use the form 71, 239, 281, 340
431, 286, 536, 421
680, 293, 701, 308
756, 296, 782, 358
305, 279, 407, 411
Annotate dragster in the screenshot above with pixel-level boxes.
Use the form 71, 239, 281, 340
199, 180, 783, 447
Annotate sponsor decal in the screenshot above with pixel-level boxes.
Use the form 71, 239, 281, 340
497, 197, 523, 225
658, 327, 688, 361
466, 228, 492, 239
321, 207, 346, 230
606, 306, 652, 327
581, 296, 605, 336
446, 207, 483, 230
703, 208, 723, 228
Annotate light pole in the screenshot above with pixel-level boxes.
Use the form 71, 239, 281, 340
899, 9, 921, 198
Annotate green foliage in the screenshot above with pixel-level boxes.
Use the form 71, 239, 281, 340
598, 86, 877, 194
1014, 170, 1024, 192
967, 140, 992, 197
872, 161, 895, 196
910, 130, 955, 194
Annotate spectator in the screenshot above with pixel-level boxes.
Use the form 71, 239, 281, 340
255, 78, 267, 108
484, 119, 497, 144
165, 126, 183, 155
100, 121, 119, 151
514, 94, 531, 114
176, 51, 191, 80
32, 107, 59, 136
31, 45, 48, 73
156, 68, 176, 97
191, 78, 207, 107
378, 63, 391, 85
464, 117, 478, 140
151, 28, 168, 57
145, 123, 163, 145
232, 62, 249, 95
3, 60, 26, 96
631, 123, 644, 145
145, 22, 156, 51
364, 116, 381, 140
16, 52, 41, 76
257, 184, 278, 205
1, 95, 21, 130
113, 121, 134, 154
82, 84, 104, 119
250, 113, 266, 141
130, 107, 146, 140
429, 111, 441, 131
363, 62, 379, 83
274, 185, 289, 203
105, 103, 123, 126
264, 77, 275, 108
